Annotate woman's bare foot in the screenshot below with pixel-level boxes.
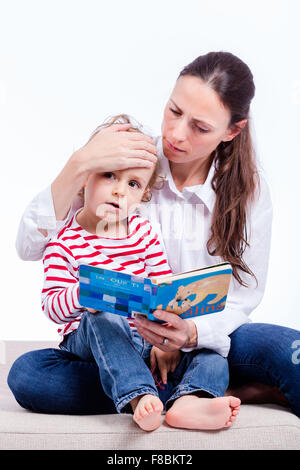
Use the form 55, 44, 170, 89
226, 382, 289, 407
165, 395, 241, 430
131, 394, 164, 432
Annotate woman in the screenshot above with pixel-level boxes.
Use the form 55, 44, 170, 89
8, 51, 300, 424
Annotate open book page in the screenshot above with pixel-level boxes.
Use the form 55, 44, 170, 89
152, 262, 231, 284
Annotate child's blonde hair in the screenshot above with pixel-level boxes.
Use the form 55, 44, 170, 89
79, 114, 165, 202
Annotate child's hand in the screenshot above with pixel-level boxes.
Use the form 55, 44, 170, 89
150, 346, 182, 384
86, 308, 98, 313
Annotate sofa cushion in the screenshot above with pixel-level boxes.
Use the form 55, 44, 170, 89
1, 341, 299, 450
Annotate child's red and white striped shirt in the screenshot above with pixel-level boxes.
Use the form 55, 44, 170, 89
42, 210, 172, 337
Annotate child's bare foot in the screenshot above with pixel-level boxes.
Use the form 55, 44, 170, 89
165, 395, 241, 430
131, 394, 164, 432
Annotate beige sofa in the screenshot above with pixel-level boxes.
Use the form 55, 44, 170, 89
1, 341, 299, 450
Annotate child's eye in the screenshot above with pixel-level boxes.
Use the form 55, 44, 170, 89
129, 180, 140, 189
103, 172, 115, 179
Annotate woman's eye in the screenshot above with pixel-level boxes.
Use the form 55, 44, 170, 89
170, 108, 180, 115
192, 123, 209, 133
196, 126, 209, 133
170, 107, 209, 133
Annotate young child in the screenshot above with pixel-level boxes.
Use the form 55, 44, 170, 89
42, 115, 240, 432
42, 115, 181, 431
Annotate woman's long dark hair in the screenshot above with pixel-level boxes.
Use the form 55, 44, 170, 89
179, 52, 258, 287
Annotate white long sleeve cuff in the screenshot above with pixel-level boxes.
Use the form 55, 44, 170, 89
181, 306, 251, 357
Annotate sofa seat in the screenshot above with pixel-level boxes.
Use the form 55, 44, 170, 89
1, 341, 299, 450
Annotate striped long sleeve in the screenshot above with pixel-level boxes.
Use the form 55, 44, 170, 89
42, 239, 84, 331
143, 224, 172, 278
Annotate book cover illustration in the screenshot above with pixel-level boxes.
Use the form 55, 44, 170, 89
79, 263, 232, 322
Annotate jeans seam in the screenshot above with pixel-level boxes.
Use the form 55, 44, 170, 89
141, 338, 147, 357
88, 315, 120, 404
141, 340, 151, 360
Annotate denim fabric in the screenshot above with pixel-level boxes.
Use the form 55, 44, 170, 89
7, 322, 300, 417
228, 323, 300, 417
58, 311, 228, 413
59, 311, 158, 413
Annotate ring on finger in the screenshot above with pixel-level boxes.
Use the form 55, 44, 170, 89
160, 337, 169, 346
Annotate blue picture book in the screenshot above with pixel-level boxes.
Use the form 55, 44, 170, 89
79, 262, 232, 322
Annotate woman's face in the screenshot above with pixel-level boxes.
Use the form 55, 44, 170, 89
161, 75, 244, 164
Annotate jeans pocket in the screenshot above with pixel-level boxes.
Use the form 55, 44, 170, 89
58, 330, 77, 351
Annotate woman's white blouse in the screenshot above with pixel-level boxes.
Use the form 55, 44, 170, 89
15, 136, 273, 357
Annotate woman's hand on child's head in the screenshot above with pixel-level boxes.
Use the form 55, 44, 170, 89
76, 123, 158, 174
150, 346, 181, 384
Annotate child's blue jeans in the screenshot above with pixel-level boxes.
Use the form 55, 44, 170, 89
58, 311, 229, 413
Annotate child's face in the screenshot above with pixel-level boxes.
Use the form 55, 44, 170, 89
84, 167, 154, 223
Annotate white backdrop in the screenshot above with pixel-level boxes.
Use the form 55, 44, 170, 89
1, 0, 299, 340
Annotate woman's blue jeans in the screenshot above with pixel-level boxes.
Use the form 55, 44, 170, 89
7, 311, 229, 414
7, 320, 300, 418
